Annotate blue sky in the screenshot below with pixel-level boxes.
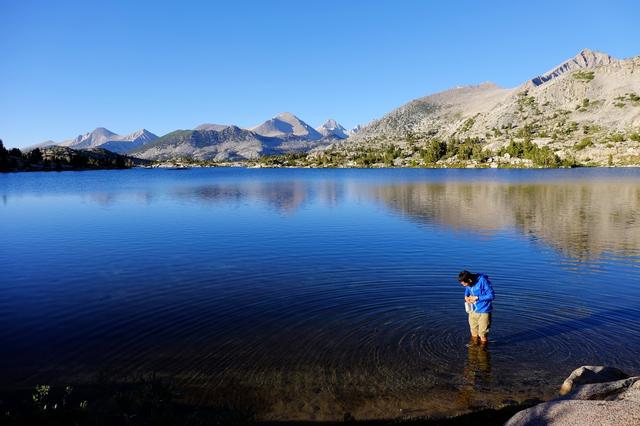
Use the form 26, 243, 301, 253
1, 0, 639, 148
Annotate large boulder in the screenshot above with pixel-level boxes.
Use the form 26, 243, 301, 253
505, 399, 640, 426
559, 366, 629, 395
505, 366, 640, 426
563, 377, 639, 400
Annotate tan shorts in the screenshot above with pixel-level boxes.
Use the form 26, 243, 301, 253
468, 312, 491, 338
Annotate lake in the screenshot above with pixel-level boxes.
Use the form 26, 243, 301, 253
1, 167, 640, 421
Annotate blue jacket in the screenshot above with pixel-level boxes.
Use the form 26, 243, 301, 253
464, 273, 495, 313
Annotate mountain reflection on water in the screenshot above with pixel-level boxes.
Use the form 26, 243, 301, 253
169, 177, 640, 260
371, 181, 640, 260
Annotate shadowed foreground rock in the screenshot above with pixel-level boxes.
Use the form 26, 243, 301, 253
505, 366, 640, 426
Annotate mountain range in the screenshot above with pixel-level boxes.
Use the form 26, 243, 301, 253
29, 48, 640, 166
31, 128, 159, 154
34, 114, 350, 161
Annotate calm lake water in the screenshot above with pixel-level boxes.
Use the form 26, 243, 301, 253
1, 168, 640, 420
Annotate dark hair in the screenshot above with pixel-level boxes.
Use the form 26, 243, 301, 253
458, 270, 477, 284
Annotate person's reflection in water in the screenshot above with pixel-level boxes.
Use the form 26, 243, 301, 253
456, 340, 492, 408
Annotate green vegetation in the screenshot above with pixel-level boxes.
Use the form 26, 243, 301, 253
612, 93, 640, 109
514, 123, 538, 141
447, 137, 490, 162
497, 140, 571, 167
516, 91, 541, 116
517, 91, 536, 108
575, 138, 594, 151
0, 140, 141, 172
573, 71, 595, 81
257, 152, 309, 167
576, 98, 591, 112
459, 116, 476, 133
582, 124, 601, 135
609, 133, 625, 143
420, 139, 447, 164
561, 121, 579, 136
629, 133, 640, 142
627, 92, 640, 102
348, 145, 403, 167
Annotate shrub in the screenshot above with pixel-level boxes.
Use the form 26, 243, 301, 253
460, 117, 476, 133
609, 133, 625, 143
573, 71, 595, 81
627, 92, 640, 102
575, 138, 593, 151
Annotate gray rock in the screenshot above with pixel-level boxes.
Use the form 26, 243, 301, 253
559, 365, 629, 395
563, 377, 640, 400
505, 366, 640, 426
505, 400, 640, 426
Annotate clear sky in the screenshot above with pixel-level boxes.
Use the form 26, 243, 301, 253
1, 0, 639, 148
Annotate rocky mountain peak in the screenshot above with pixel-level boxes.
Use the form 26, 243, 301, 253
317, 119, 348, 139
91, 127, 116, 136
530, 48, 617, 87
275, 112, 298, 121
251, 112, 322, 140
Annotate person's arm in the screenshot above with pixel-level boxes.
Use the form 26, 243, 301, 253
464, 287, 472, 302
477, 279, 495, 302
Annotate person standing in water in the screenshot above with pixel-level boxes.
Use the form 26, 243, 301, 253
459, 270, 495, 345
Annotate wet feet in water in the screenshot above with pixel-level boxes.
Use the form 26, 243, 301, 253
466, 337, 491, 348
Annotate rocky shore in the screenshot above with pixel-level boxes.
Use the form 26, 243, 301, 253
505, 366, 640, 426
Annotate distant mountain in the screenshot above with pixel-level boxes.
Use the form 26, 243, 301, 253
342, 49, 640, 166
347, 124, 364, 136
251, 112, 323, 140
98, 129, 158, 153
33, 114, 348, 162
130, 126, 278, 161
58, 127, 118, 149
194, 123, 231, 131
130, 121, 335, 161
32, 128, 158, 154
316, 119, 348, 139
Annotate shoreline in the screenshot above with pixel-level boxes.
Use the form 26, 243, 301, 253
0, 379, 542, 426
4, 365, 638, 425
